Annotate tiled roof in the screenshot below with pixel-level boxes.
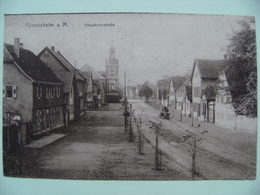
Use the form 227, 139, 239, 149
195, 59, 226, 80
42, 47, 85, 82
4, 44, 62, 84
54, 71, 74, 93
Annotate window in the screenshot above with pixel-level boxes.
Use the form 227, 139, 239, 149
51, 88, 54, 98
49, 88, 52, 98
110, 69, 114, 77
55, 87, 57, 97
111, 83, 114, 90
37, 86, 43, 99
57, 87, 61, 97
3, 85, 17, 98
46, 88, 49, 99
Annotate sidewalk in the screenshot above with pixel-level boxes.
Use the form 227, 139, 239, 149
25, 133, 67, 149
169, 108, 256, 159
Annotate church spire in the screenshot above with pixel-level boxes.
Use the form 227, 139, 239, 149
109, 42, 115, 58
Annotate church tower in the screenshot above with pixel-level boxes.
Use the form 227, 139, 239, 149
105, 45, 120, 102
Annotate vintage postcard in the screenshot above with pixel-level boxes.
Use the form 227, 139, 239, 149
2, 13, 257, 180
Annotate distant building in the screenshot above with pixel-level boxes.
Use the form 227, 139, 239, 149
168, 76, 186, 109
176, 80, 192, 117
156, 76, 186, 107
80, 64, 105, 108
156, 78, 170, 106
127, 85, 140, 99
3, 39, 64, 139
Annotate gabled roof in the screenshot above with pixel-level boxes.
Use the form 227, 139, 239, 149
170, 76, 186, 91
157, 78, 170, 91
39, 47, 85, 82
193, 59, 226, 80
80, 64, 105, 80
157, 76, 186, 92
4, 44, 62, 84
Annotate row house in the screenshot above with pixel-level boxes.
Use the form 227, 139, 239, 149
176, 81, 192, 117
156, 78, 170, 106
191, 59, 226, 123
38, 46, 86, 122
168, 76, 186, 108
156, 76, 186, 108
80, 64, 105, 108
77, 69, 93, 110
3, 39, 64, 140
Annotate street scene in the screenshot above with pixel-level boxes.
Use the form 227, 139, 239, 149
3, 13, 257, 180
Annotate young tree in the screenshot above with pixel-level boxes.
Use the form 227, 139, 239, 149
138, 83, 153, 102
226, 18, 257, 117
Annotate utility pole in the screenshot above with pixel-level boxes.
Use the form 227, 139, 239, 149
138, 115, 144, 154
124, 71, 128, 132
129, 104, 134, 142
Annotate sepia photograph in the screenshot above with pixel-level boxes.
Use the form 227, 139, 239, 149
2, 13, 257, 180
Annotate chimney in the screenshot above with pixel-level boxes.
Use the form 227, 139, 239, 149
14, 38, 20, 58
57, 50, 61, 54
51, 46, 55, 51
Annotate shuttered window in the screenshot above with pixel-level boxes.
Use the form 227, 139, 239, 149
3, 85, 17, 98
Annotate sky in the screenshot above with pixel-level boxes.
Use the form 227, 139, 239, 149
4, 13, 253, 85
